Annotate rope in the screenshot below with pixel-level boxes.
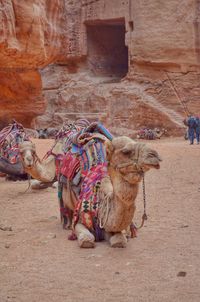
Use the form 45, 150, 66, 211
165, 71, 190, 117
133, 173, 148, 231
98, 194, 111, 229
22, 174, 32, 194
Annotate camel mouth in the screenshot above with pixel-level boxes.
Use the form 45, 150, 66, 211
154, 163, 160, 169
26, 164, 33, 169
143, 162, 160, 170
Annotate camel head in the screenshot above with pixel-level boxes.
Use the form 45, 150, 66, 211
37, 128, 48, 139
106, 136, 161, 184
19, 141, 36, 170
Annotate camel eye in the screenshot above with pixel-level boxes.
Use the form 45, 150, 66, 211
148, 152, 156, 157
121, 148, 133, 155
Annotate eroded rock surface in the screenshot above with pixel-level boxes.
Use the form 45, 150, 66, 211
0, 0, 68, 127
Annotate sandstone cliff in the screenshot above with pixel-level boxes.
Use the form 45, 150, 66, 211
1, 0, 200, 135
0, 0, 68, 127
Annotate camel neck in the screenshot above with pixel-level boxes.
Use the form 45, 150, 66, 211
25, 155, 56, 182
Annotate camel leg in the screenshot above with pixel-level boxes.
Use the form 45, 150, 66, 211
30, 179, 51, 190
75, 223, 95, 248
110, 232, 127, 248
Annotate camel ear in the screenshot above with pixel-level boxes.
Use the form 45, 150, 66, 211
105, 140, 114, 161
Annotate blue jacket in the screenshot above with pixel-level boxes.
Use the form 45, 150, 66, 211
195, 117, 200, 133
188, 116, 197, 129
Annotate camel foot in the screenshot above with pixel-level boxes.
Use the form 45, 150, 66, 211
110, 233, 127, 248
78, 233, 95, 248
75, 223, 95, 248
31, 180, 49, 190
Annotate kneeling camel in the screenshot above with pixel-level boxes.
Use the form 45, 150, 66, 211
19, 136, 161, 248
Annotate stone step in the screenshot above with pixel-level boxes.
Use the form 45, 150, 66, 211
116, 83, 185, 128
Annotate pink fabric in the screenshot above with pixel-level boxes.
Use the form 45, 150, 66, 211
60, 152, 80, 180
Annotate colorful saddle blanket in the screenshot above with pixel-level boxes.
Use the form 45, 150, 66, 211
58, 121, 112, 240
0, 121, 29, 164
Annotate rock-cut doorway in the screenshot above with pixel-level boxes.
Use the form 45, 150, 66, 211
86, 18, 128, 80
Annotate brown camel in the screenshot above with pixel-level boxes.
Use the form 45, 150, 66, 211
19, 135, 161, 248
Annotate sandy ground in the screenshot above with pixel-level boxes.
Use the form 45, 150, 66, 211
0, 137, 200, 302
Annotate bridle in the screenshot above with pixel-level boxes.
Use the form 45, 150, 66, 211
20, 143, 40, 168
110, 160, 144, 175
109, 143, 145, 175
108, 145, 148, 231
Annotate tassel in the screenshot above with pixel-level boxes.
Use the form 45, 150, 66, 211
68, 232, 77, 241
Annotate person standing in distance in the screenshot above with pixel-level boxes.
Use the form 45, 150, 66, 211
195, 115, 200, 144
187, 114, 197, 145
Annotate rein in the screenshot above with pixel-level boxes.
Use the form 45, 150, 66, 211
134, 173, 147, 229
110, 154, 148, 233
111, 160, 144, 175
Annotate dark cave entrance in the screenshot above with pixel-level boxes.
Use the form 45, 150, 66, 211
86, 18, 128, 79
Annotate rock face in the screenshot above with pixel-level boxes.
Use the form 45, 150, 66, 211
1, 0, 200, 134
0, 0, 68, 128
0, 69, 43, 128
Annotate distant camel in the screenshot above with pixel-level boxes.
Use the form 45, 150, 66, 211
37, 128, 59, 139
0, 121, 29, 179
137, 128, 167, 140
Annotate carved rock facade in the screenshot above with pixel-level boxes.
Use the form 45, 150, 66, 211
1, 0, 200, 135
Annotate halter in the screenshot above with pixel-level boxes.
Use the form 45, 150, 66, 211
108, 144, 148, 233
109, 143, 145, 174
19, 142, 40, 168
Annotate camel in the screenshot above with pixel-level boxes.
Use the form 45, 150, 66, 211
0, 121, 59, 184
19, 140, 63, 182
0, 121, 29, 179
94, 136, 161, 248
37, 128, 59, 139
0, 156, 25, 176
19, 135, 161, 248
137, 128, 167, 140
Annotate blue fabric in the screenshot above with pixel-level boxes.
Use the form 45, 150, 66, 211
195, 118, 200, 134
97, 123, 113, 141
188, 128, 195, 144
188, 117, 197, 129
71, 144, 80, 154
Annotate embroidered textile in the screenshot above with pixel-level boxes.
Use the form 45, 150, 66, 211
56, 119, 113, 240
0, 121, 29, 164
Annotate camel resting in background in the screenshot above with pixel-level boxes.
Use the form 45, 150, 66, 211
19, 140, 63, 182
0, 121, 29, 180
37, 128, 59, 139
0, 156, 25, 177
137, 128, 167, 140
